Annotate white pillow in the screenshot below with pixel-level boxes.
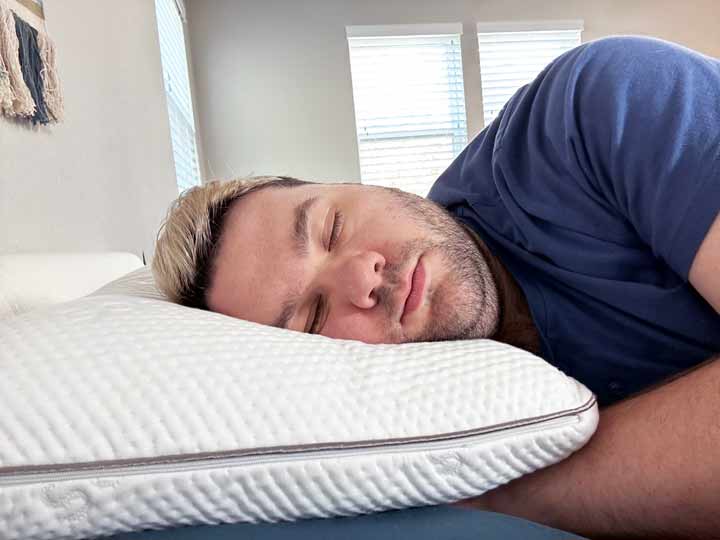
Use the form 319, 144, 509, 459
0, 268, 598, 540
0, 252, 144, 319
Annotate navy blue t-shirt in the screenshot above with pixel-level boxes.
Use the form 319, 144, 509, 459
429, 37, 720, 406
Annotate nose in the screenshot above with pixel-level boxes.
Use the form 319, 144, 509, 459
334, 251, 385, 309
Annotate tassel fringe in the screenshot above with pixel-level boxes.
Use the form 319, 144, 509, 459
0, 0, 34, 117
15, 12, 50, 124
0, 2, 11, 112
35, 29, 62, 122
0, 54, 12, 111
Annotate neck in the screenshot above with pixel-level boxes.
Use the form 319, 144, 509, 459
462, 225, 541, 355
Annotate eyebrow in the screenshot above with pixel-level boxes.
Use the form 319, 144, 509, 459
293, 196, 319, 257
272, 296, 299, 330
271, 196, 319, 329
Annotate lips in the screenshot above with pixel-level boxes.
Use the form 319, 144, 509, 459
401, 257, 426, 323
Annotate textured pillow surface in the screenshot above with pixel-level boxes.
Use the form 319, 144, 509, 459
0, 269, 598, 540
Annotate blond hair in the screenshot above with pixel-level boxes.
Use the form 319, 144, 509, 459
152, 176, 308, 308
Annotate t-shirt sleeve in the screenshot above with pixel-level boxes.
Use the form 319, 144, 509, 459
510, 36, 720, 279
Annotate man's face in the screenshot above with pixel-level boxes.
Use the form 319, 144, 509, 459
207, 183, 499, 344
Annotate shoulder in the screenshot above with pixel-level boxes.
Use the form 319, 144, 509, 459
547, 35, 712, 76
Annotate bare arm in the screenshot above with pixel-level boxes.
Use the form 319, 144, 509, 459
689, 212, 720, 314
458, 354, 720, 539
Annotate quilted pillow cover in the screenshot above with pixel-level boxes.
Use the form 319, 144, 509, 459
0, 269, 598, 540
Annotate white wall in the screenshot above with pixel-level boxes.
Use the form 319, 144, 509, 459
0, 0, 179, 256
186, 0, 720, 183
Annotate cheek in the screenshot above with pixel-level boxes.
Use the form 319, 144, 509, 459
322, 312, 397, 344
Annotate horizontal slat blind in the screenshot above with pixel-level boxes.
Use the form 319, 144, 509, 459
347, 33, 468, 197
155, 0, 201, 192
477, 28, 582, 126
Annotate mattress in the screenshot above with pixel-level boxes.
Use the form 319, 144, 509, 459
0, 269, 598, 540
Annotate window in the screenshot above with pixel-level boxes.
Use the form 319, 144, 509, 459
155, 0, 202, 192
347, 24, 467, 197
477, 21, 583, 126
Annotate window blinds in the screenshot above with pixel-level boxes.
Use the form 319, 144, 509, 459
477, 23, 582, 126
155, 0, 201, 192
347, 27, 468, 197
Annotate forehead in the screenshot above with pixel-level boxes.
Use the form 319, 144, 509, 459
206, 183, 314, 322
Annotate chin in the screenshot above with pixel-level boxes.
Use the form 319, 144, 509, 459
419, 286, 496, 343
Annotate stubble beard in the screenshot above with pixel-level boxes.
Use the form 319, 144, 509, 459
376, 187, 500, 343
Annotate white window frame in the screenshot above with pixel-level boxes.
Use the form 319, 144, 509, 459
476, 20, 584, 127
346, 23, 469, 197
347, 22, 465, 38
476, 20, 585, 33
155, 0, 202, 193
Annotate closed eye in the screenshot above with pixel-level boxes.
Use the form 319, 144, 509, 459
328, 210, 344, 251
308, 296, 325, 334
307, 207, 344, 334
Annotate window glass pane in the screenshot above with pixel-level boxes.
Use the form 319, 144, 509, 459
477, 28, 582, 126
155, 0, 201, 192
348, 33, 468, 197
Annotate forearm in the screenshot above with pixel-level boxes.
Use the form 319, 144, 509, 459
461, 355, 720, 539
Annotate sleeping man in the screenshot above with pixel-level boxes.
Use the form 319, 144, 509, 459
152, 37, 720, 539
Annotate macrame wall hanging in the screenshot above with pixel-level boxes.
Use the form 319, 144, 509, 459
0, 0, 63, 125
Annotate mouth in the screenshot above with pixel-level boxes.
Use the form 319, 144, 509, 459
400, 256, 426, 324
